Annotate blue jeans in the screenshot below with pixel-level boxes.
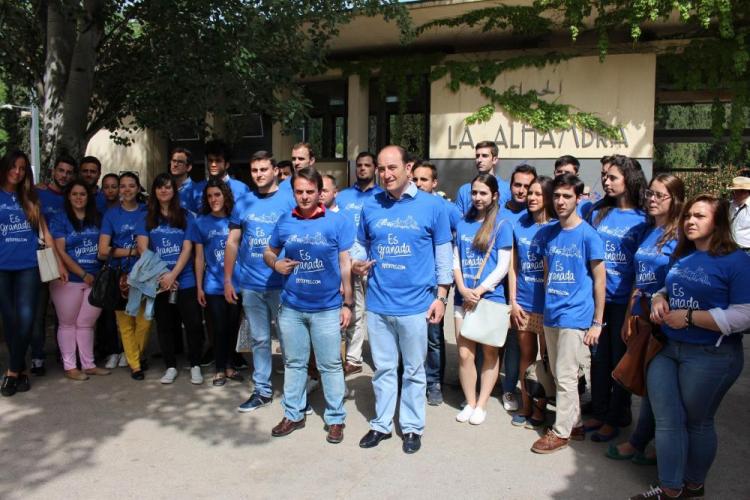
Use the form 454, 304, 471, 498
369, 312, 428, 435
647, 338, 744, 489
241, 289, 281, 398
591, 301, 631, 426
278, 306, 345, 424
425, 318, 445, 387
0, 267, 41, 372
502, 329, 520, 394
31, 282, 51, 360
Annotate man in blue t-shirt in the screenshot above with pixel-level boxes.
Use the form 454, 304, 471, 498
531, 173, 605, 455
352, 145, 453, 454
454, 140, 511, 216
553, 154, 594, 219
169, 147, 200, 214
411, 161, 460, 407
79, 156, 107, 213
194, 140, 251, 212
225, 151, 294, 413
336, 151, 383, 377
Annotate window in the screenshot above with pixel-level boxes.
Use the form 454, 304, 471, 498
368, 76, 430, 159
294, 80, 347, 161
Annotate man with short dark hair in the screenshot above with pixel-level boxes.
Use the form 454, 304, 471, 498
79, 155, 107, 213
531, 173, 605, 454
194, 140, 251, 211
277, 160, 293, 182
321, 174, 338, 211
226, 150, 295, 413
501, 164, 537, 225
553, 155, 580, 176
352, 145, 452, 454
337, 151, 383, 376
169, 147, 199, 213
454, 140, 511, 216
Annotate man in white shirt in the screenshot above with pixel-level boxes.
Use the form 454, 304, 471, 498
729, 176, 750, 250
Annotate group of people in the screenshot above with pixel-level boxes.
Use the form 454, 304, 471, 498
1, 138, 748, 499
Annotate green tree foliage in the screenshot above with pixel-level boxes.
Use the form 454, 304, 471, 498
0, 0, 410, 178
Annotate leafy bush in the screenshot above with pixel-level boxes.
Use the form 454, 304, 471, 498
674, 165, 745, 200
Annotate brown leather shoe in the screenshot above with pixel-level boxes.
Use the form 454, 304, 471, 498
271, 417, 305, 437
64, 369, 89, 381
326, 423, 345, 444
344, 362, 363, 376
570, 426, 585, 441
84, 367, 112, 376
531, 430, 569, 454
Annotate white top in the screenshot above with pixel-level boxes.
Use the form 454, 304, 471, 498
730, 199, 750, 248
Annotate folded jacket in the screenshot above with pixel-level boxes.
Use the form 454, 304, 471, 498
126, 249, 170, 320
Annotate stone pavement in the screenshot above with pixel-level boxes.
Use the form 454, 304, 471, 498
0, 330, 748, 499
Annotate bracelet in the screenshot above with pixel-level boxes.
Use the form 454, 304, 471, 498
591, 320, 604, 328
272, 259, 278, 272
686, 308, 694, 328
81, 272, 88, 280
343, 303, 354, 310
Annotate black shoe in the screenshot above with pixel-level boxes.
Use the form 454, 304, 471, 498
359, 430, 392, 449
1, 375, 18, 397
232, 354, 248, 370
16, 374, 30, 392
140, 358, 149, 371
200, 348, 215, 367
30, 359, 46, 376
427, 384, 443, 406
402, 432, 422, 454
131, 370, 145, 381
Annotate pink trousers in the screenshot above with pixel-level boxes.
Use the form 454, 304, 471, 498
49, 280, 102, 370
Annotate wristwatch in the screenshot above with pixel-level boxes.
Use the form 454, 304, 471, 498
437, 296, 449, 306
343, 303, 354, 310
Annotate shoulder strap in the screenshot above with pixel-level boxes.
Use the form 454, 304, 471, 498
472, 220, 503, 283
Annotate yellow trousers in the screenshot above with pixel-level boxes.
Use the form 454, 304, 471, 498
115, 304, 151, 371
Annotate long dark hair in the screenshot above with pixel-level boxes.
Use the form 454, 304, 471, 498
593, 155, 647, 226
64, 179, 100, 231
119, 171, 147, 204
201, 178, 234, 216
147, 173, 186, 230
467, 174, 500, 254
0, 150, 40, 228
674, 194, 737, 258
649, 174, 685, 250
529, 175, 555, 221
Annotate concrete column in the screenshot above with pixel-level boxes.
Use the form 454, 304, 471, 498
272, 121, 297, 160
347, 74, 369, 175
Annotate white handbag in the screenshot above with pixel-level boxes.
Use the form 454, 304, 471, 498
459, 224, 510, 347
37, 220, 60, 283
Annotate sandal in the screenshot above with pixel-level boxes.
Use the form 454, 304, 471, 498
606, 442, 636, 460
591, 427, 620, 443
226, 371, 244, 382
212, 374, 227, 387
632, 452, 657, 466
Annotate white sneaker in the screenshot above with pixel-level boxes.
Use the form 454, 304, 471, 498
160, 367, 178, 384
502, 392, 518, 411
469, 407, 487, 425
190, 366, 204, 385
456, 405, 475, 423
104, 354, 119, 370
118, 352, 128, 368
306, 377, 320, 394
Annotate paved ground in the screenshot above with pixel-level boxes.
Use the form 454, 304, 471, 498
1, 320, 748, 499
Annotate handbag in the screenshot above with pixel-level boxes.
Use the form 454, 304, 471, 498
612, 315, 665, 396
37, 221, 60, 282
460, 224, 511, 347
89, 248, 124, 309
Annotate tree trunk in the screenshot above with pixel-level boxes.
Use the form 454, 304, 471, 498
40, 1, 75, 178
59, 0, 104, 160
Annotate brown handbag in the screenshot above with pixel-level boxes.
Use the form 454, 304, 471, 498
612, 315, 664, 396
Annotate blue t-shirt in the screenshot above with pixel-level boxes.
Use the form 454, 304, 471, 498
513, 213, 554, 314
50, 213, 102, 283
270, 209, 354, 312
135, 212, 198, 289
0, 190, 39, 270
177, 178, 201, 214
540, 221, 605, 329
37, 186, 65, 223
454, 178, 512, 217
663, 250, 750, 345
590, 208, 648, 304
194, 177, 251, 212
358, 189, 452, 315
577, 200, 593, 219
499, 203, 527, 226
94, 190, 108, 214
229, 189, 295, 291
100, 204, 146, 272
192, 214, 239, 295
454, 216, 513, 306
438, 195, 461, 232
336, 184, 384, 234
632, 226, 676, 316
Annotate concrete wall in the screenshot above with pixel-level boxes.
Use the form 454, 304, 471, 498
85, 127, 167, 188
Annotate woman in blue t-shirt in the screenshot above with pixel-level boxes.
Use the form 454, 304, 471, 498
136, 173, 204, 385
98, 171, 148, 379
193, 179, 243, 386
97, 173, 122, 369
607, 173, 684, 465
507, 175, 555, 428
49, 180, 110, 381
637, 195, 750, 500
453, 174, 513, 426
0, 150, 62, 396
585, 155, 648, 441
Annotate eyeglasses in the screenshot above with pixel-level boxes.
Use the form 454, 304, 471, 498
645, 189, 671, 201
170, 159, 187, 166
